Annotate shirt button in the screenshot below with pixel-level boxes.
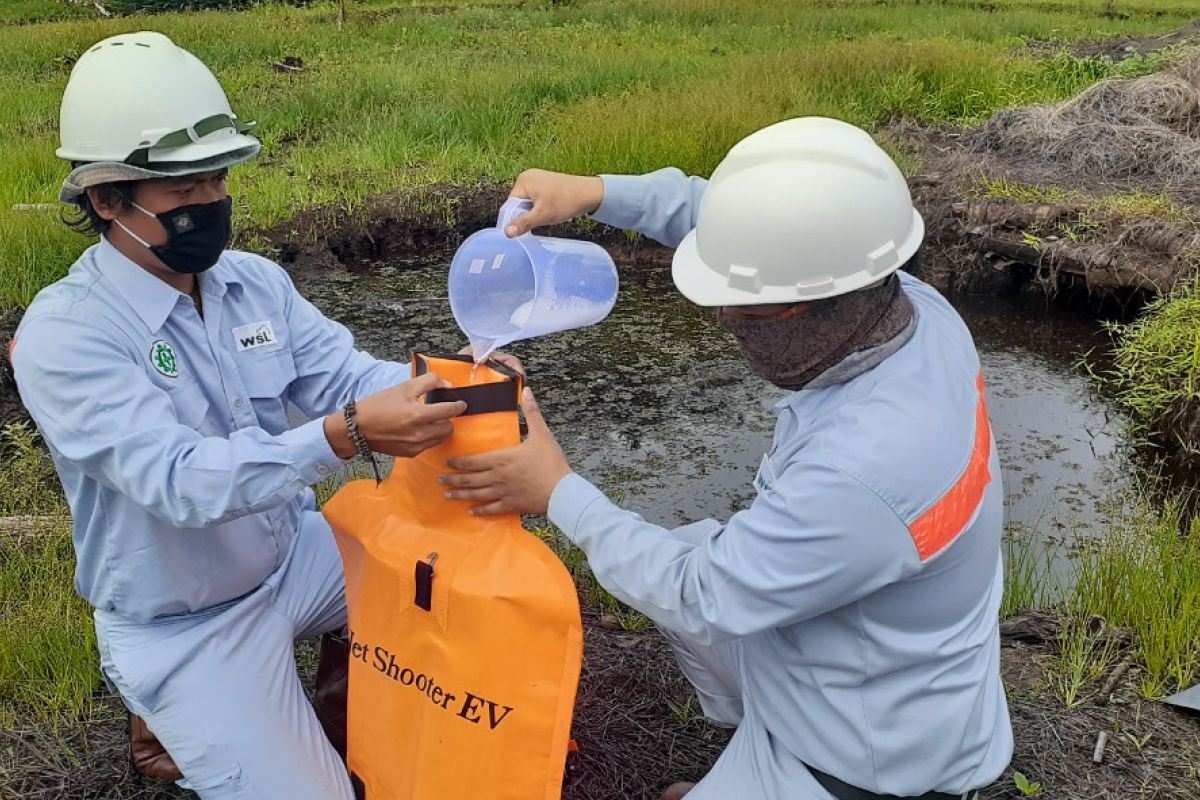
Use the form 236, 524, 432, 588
316, 464, 330, 476
233, 397, 245, 408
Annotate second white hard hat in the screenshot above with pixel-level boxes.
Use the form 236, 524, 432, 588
57, 31, 260, 202
671, 117, 924, 307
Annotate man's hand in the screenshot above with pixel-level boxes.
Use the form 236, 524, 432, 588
458, 346, 525, 377
504, 169, 604, 237
324, 372, 466, 459
440, 388, 571, 515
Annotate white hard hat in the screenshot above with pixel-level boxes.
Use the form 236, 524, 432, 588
57, 31, 260, 202
672, 117, 924, 306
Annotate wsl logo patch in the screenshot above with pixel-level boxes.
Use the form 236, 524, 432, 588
233, 320, 278, 352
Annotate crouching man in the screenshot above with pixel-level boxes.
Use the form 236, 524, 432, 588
443, 118, 1014, 800
12, 32, 519, 799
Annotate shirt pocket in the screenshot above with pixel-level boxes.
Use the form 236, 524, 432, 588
164, 377, 210, 431
238, 350, 297, 433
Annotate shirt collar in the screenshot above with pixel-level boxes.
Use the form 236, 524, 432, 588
205, 256, 243, 299
96, 236, 186, 334
95, 238, 244, 332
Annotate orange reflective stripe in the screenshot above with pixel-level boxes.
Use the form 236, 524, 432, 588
908, 372, 991, 561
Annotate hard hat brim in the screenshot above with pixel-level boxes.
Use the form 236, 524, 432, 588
141, 132, 261, 168
670, 210, 925, 307
58, 134, 260, 202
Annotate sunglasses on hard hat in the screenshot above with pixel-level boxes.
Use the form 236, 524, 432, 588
125, 114, 257, 167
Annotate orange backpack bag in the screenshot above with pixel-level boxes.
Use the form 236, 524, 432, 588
323, 353, 583, 800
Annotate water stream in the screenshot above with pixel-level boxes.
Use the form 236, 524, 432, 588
299, 260, 1136, 577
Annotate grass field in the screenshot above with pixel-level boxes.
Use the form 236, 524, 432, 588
0, 0, 1196, 308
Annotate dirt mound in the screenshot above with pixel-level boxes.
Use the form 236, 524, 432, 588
0, 308, 27, 432
971, 54, 1200, 186
1028, 19, 1200, 62
267, 182, 660, 280
897, 52, 1200, 297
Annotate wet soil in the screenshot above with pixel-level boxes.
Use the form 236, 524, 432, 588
897, 52, 1200, 299
2, 612, 1197, 800
1027, 19, 1200, 62
886, 48, 1200, 458
896, 121, 1200, 299
0, 308, 23, 433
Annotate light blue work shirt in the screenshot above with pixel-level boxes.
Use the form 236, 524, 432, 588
13, 238, 409, 622
548, 169, 1013, 795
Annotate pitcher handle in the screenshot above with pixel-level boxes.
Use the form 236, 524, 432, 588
496, 197, 534, 234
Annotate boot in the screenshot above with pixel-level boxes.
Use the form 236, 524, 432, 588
129, 712, 183, 782
661, 782, 697, 800
313, 629, 351, 759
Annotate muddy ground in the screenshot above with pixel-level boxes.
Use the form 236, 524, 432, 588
2, 611, 1197, 800
1027, 20, 1200, 62
0, 308, 24, 435
902, 51, 1200, 299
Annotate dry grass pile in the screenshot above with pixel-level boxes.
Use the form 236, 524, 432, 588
973, 52, 1200, 187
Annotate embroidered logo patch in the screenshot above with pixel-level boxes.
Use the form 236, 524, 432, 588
150, 340, 179, 378
172, 213, 194, 233
754, 453, 777, 494
233, 321, 278, 352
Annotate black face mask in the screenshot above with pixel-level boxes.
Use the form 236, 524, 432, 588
116, 196, 233, 274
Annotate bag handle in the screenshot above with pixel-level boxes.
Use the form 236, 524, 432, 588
412, 353, 522, 417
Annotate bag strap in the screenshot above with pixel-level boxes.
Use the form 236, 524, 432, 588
413, 353, 521, 417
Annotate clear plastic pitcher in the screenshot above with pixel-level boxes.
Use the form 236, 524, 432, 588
448, 198, 619, 362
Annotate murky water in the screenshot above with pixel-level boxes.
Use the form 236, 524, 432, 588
299, 260, 1135, 564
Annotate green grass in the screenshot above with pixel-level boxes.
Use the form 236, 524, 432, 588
0, 423, 68, 517
1070, 498, 1200, 698
0, 424, 94, 729
1001, 525, 1057, 617
0, 0, 94, 24
0, 525, 98, 729
975, 177, 1196, 224
1, 0, 1197, 308
1051, 614, 1121, 708
1004, 489, 1200, 703
1096, 284, 1200, 455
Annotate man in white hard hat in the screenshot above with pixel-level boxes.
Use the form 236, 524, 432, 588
11, 32, 519, 799
442, 118, 1014, 799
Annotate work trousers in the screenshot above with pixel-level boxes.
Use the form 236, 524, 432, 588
661, 628, 839, 800
95, 510, 354, 800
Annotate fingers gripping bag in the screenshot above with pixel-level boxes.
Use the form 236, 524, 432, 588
323, 353, 583, 800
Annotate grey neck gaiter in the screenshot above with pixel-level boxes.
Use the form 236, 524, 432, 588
716, 275, 916, 391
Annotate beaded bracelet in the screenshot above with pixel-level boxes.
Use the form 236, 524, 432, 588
343, 399, 382, 486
